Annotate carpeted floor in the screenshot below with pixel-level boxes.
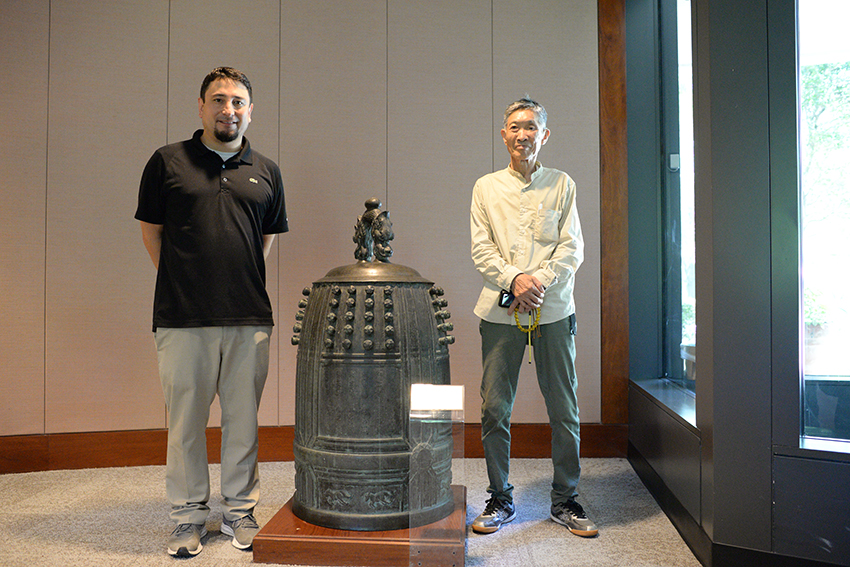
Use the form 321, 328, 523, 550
0, 458, 700, 567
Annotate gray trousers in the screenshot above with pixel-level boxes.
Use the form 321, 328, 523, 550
479, 317, 580, 506
154, 326, 271, 525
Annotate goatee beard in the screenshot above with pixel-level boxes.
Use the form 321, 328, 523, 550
214, 127, 239, 143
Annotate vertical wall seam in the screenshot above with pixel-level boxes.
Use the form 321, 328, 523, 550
386, 0, 390, 209
491, 0, 495, 172
164, 0, 171, 427
165, 0, 171, 145
44, 0, 52, 435
278, 0, 283, 425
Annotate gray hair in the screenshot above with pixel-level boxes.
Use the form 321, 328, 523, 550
503, 97, 548, 128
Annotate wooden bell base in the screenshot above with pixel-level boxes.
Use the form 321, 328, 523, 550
253, 485, 466, 567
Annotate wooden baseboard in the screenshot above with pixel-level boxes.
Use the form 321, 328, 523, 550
462, 423, 628, 458
0, 423, 627, 474
0, 427, 293, 474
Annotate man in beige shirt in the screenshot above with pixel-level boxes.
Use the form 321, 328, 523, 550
469, 97, 597, 538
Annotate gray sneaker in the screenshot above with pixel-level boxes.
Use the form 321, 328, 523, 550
550, 499, 598, 537
472, 497, 516, 534
221, 513, 260, 550
167, 523, 207, 557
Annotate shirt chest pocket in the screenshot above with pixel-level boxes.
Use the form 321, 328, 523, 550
534, 208, 561, 243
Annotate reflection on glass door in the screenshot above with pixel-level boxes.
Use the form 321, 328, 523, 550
661, 0, 696, 391
677, 0, 696, 390
800, 0, 850, 441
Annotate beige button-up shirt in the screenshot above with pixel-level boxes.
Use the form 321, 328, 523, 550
470, 164, 584, 325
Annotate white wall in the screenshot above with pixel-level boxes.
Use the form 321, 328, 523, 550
0, 0, 600, 435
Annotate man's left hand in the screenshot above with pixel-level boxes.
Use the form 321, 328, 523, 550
508, 274, 545, 315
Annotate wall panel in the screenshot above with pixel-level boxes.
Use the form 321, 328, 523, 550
277, 0, 389, 424
167, 0, 282, 426
493, 0, 602, 422
2, 0, 609, 440
386, 0, 493, 424
0, 0, 50, 435
774, 456, 850, 563
45, 0, 169, 433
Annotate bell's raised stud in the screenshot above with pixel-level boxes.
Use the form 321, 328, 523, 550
290, 199, 456, 531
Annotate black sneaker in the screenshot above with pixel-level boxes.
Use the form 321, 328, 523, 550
167, 523, 207, 557
550, 499, 598, 537
472, 497, 517, 534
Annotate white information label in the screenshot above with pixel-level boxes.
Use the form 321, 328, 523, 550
410, 384, 464, 411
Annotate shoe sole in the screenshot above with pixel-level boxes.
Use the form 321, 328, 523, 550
168, 545, 203, 557
167, 528, 207, 557
550, 513, 598, 537
221, 522, 253, 550
471, 511, 517, 534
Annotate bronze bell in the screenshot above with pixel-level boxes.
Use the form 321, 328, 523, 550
290, 198, 455, 531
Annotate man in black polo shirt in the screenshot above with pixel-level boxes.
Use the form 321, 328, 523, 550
136, 67, 288, 558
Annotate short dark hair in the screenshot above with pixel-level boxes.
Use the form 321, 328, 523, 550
503, 97, 548, 128
199, 67, 252, 102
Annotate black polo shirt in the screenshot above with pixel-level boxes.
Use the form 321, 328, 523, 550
136, 130, 288, 331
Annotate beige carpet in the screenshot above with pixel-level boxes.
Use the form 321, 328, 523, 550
0, 458, 700, 567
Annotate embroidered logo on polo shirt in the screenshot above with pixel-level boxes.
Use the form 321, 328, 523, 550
249, 178, 259, 184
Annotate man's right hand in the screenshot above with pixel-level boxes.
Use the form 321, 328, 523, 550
509, 274, 545, 315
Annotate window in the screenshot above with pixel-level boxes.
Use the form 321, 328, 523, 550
800, 0, 850, 442
626, 0, 697, 411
